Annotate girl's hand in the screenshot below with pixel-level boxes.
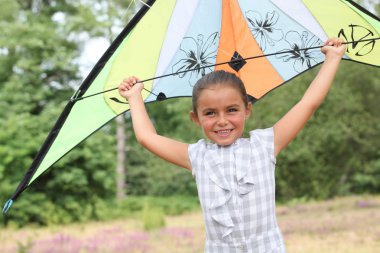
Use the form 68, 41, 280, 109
118, 76, 144, 100
321, 37, 346, 59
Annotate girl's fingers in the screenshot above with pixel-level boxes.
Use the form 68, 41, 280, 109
324, 37, 344, 48
119, 76, 143, 93
129, 76, 139, 84
119, 81, 132, 91
122, 76, 141, 86
332, 38, 343, 47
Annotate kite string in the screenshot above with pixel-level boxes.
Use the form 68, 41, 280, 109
136, 0, 151, 8
72, 37, 380, 102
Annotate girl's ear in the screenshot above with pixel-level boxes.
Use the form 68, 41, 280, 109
245, 102, 252, 119
190, 111, 201, 126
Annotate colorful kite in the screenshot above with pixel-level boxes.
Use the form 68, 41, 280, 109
3, 0, 380, 212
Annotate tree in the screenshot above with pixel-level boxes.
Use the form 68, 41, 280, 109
0, 0, 117, 226
77, 0, 137, 200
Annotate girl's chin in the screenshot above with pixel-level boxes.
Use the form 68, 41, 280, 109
210, 137, 239, 146
205, 130, 243, 146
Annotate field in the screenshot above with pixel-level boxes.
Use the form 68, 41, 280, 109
0, 195, 379, 253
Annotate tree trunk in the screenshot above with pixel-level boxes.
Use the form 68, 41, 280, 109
116, 114, 127, 200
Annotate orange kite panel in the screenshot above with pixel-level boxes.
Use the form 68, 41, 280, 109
215, 0, 283, 99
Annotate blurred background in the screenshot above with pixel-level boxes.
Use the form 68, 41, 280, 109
0, 0, 379, 252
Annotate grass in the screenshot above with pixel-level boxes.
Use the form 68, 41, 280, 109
279, 195, 380, 253
0, 195, 379, 253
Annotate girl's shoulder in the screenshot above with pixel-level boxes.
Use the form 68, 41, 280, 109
249, 127, 274, 141
188, 139, 207, 161
188, 139, 218, 178
249, 127, 276, 163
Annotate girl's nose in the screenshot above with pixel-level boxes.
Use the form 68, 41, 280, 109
217, 114, 228, 125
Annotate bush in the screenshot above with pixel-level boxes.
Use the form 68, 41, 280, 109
1, 195, 200, 228
141, 200, 165, 231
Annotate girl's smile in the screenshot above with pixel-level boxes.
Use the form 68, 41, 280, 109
190, 85, 252, 146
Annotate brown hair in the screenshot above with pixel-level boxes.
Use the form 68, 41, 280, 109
192, 70, 249, 114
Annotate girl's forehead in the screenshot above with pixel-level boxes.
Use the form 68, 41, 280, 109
199, 84, 239, 94
197, 86, 245, 106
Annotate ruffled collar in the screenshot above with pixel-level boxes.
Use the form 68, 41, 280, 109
203, 138, 255, 239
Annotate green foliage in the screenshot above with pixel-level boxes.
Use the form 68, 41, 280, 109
141, 200, 166, 231
124, 101, 199, 197
126, 153, 197, 196
94, 196, 200, 222
352, 152, 380, 192
0, 0, 117, 227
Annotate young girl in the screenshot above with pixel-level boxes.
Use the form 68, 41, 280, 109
119, 38, 345, 253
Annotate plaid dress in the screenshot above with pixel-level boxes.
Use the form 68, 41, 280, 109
189, 128, 286, 253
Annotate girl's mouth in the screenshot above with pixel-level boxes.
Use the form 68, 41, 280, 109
215, 129, 232, 137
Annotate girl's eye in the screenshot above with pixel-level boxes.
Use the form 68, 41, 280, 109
228, 108, 238, 113
204, 111, 215, 116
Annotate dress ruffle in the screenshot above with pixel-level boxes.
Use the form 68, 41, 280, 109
204, 139, 255, 240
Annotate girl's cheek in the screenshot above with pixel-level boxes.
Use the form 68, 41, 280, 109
201, 119, 214, 130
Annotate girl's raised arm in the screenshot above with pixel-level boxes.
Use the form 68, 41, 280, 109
119, 77, 191, 170
273, 38, 346, 157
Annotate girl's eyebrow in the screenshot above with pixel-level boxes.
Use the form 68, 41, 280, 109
200, 104, 241, 113
201, 107, 215, 113
227, 104, 240, 107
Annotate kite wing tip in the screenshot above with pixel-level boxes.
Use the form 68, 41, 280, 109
2, 199, 13, 214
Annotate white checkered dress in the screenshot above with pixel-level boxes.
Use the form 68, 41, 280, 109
189, 128, 286, 253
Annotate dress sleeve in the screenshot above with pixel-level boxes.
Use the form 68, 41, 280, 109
249, 127, 276, 164
188, 139, 206, 178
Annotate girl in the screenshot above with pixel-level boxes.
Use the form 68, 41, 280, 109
118, 38, 345, 253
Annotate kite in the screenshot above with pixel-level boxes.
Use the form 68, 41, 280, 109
3, 0, 380, 213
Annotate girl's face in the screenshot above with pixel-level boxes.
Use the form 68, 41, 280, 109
190, 84, 252, 146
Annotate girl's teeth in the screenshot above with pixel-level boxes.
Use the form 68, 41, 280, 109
217, 130, 231, 136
